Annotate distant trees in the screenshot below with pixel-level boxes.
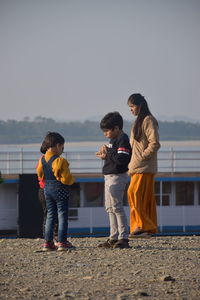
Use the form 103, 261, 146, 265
0, 117, 199, 144
158, 121, 200, 140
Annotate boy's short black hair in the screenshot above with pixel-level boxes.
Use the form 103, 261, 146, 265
100, 112, 123, 130
43, 132, 65, 149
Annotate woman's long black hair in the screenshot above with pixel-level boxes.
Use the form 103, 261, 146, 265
127, 93, 154, 142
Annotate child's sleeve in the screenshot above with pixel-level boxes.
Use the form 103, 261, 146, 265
53, 157, 75, 185
142, 117, 160, 159
107, 136, 131, 166
36, 158, 44, 179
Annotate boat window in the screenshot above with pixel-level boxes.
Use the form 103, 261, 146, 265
176, 182, 194, 205
69, 183, 80, 207
83, 182, 104, 207
155, 194, 170, 206
68, 208, 78, 220
155, 182, 171, 206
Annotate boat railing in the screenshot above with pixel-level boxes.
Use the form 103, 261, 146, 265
0, 149, 200, 174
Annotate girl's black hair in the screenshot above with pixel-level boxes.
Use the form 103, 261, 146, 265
40, 140, 48, 154
43, 132, 65, 149
127, 93, 155, 141
100, 111, 123, 130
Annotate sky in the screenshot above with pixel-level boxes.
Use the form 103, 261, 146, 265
0, 0, 200, 123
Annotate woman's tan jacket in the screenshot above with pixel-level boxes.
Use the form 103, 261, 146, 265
128, 115, 160, 174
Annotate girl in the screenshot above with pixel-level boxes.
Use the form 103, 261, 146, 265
37, 132, 75, 251
127, 93, 160, 237
37, 141, 58, 240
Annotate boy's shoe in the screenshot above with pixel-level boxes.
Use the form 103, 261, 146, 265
42, 241, 57, 251
129, 231, 151, 238
98, 239, 118, 248
57, 241, 75, 251
113, 239, 131, 249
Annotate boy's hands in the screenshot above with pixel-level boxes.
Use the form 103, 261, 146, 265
96, 145, 107, 160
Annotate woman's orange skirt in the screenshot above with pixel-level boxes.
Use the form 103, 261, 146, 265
127, 173, 157, 234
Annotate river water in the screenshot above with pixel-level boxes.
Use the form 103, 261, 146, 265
0, 140, 200, 151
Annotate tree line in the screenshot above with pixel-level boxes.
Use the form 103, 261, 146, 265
0, 117, 200, 144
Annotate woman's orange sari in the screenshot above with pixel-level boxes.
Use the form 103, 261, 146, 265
128, 173, 157, 233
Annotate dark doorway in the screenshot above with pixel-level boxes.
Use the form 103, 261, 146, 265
18, 174, 43, 238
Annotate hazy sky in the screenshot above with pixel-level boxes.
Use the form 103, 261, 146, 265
0, 0, 200, 122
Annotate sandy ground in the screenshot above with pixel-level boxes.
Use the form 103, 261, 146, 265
0, 236, 200, 300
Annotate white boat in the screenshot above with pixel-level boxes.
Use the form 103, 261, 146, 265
0, 149, 200, 236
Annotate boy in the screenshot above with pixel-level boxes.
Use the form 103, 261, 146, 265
96, 112, 131, 249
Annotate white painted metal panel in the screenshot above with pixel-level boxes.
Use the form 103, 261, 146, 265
0, 184, 18, 230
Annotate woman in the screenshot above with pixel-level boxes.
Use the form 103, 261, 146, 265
127, 93, 160, 237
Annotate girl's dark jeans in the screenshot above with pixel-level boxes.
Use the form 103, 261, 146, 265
38, 188, 58, 238
44, 181, 69, 243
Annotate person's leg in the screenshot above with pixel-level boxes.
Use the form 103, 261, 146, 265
105, 175, 119, 241
56, 187, 69, 243
54, 211, 58, 241
38, 188, 46, 237
142, 174, 157, 233
44, 188, 57, 242
98, 175, 119, 248
108, 213, 118, 240
127, 174, 157, 234
108, 174, 129, 240
127, 174, 139, 233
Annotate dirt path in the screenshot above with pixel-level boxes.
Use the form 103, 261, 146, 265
1, 236, 200, 299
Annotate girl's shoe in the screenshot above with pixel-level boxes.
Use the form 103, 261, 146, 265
42, 241, 57, 251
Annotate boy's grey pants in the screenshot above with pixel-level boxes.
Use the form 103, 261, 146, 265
104, 173, 129, 240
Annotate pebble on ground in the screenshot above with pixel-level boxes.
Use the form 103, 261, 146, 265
0, 236, 200, 300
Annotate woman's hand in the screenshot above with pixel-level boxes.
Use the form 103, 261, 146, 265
128, 168, 134, 176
